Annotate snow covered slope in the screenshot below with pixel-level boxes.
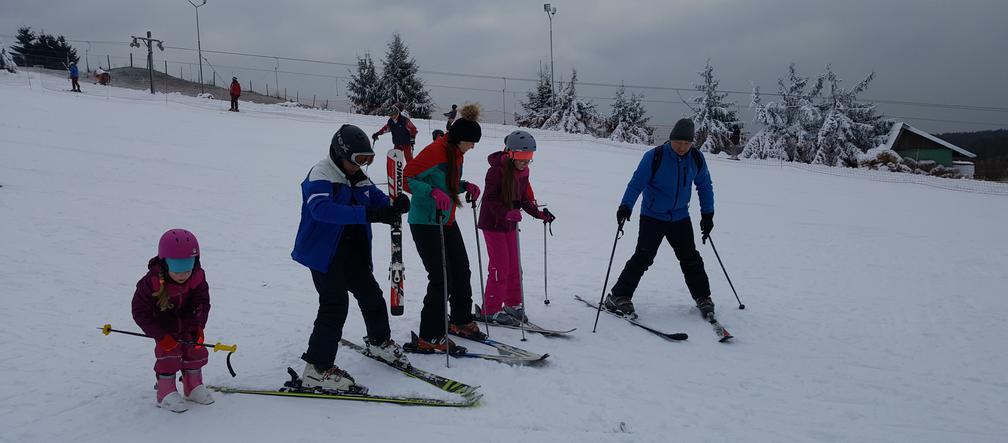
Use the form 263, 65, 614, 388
2, 69, 1007, 442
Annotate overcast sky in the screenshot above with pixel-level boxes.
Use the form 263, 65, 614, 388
3, 0, 1007, 133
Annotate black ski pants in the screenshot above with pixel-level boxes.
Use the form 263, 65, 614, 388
611, 215, 711, 302
302, 227, 390, 370
410, 222, 474, 341
230, 95, 239, 111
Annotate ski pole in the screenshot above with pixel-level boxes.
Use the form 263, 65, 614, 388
471, 200, 489, 337
515, 221, 527, 342
593, 220, 625, 333
98, 324, 238, 377
705, 235, 745, 310
436, 211, 451, 368
543, 215, 552, 306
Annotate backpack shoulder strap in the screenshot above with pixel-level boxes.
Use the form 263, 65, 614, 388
649, 145, 664, 182
690, 148, 704, 172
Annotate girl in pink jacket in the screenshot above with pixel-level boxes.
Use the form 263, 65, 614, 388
476, 131, 555, 325
131, 229, 212, 413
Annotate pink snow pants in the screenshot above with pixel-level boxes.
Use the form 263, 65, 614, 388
154, 342, 208, 374
481, 230, 522, 315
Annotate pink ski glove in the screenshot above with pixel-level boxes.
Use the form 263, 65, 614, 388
505, 209, 523, 222
431, 188, 452, 211
464, 182, 481, 203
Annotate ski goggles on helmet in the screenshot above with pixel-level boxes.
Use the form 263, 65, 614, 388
507, 150, 534, 161
351, 153, 375, 166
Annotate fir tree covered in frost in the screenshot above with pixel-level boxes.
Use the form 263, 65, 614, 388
346, 52, 383, 115
379, 33, 432, 119
812, 66, 890, 167
691, 60, 740, 154
607, 84, 654, 144
540, 69, 605, 136
743, 63, 823, 162
515, 65, 555, 128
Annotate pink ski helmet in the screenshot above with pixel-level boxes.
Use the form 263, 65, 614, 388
158, 229, 200, 260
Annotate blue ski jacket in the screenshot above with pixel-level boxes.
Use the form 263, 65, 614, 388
291, 157, 390, 272
620, 143, 714, 222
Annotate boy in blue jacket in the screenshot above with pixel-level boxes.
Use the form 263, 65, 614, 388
292, 124, 411, 393
605, 118, 717, 319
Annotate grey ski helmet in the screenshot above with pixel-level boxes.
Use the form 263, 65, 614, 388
504, 130, 536, 160
330, 124, 374, 165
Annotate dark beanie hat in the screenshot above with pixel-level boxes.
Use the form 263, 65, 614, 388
670, 118, 695, 142
447, 104, 482, 143
449, 118, 481, 143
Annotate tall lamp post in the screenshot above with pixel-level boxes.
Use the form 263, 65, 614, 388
187, 0, 207, 94
543, 3, 557, 102
130, 31, 164, 94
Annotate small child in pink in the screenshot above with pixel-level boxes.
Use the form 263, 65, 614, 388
476, 131, 555, 324
131, 229, 212, 413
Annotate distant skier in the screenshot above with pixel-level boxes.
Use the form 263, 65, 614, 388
402, 104, 485, 352
291, 124, 411, 393
372, 107, 418, 162
605, 118, 717, 319
475, 130, 555, 325
729, 124, 742, 159
443, 104, 457, 131
68, 62, 81, 92
229, 77, 241, 112
131, 229, 213, 413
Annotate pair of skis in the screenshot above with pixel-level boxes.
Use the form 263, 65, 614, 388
473, 304, 577, 337
387, 148, 406, 316
209, 338, 482, 407
575, 295, 733, 343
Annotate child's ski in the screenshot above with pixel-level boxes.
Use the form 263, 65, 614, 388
386, 147, 407, 316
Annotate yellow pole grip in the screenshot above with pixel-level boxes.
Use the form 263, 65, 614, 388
211, 342, 237, 353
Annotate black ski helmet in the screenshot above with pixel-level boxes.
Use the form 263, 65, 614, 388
330, 124, 373, 164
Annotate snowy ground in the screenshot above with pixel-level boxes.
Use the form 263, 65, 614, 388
2, 69, 1007, 442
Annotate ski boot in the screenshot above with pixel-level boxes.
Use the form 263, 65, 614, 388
490, 310, 523, 326
364, 337, 411, 369
182, 369, 214, 405
300, 363, 368, 394
449, 321, 487, 341
501, 305, 529, 324
603, 293, 637, 319
156, 373, 188, 413
695, 296, 715, 319
403, 332, 466, 355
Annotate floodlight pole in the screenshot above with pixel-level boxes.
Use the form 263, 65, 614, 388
131, 31, 165, 94
187, 0, 207, 94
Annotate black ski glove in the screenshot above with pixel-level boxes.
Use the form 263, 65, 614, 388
392, 194, 410, 214
366, 206, 400, 225
700, 212, 714, 242
540, 208, 556, 223
616, 205, 631, 225
371, 132, 380, 142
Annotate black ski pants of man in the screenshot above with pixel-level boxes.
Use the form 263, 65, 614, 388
410, 222, 474, 341
611, 215, 711, 302
302, 226, 390, 370
230, 95, 239, 111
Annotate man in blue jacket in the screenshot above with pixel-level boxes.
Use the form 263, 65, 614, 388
68, 62, 81, 92
291, 124, 411, 393
605, 118, 716, 319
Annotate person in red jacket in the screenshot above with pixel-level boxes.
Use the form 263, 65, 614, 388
229, 77, 241, 112
372, 107, 418, 161
475, 130, 555, 325
131, 229, 213, 413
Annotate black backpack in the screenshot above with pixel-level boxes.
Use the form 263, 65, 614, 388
650, 145, 704, 182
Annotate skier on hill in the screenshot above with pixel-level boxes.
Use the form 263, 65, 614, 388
131, 228, 213, 413
474, 130, 555, 325
605, 118, 717, 319
372, 107, 418, 162
402, 103, 485, 352
291, 124, 412, 393
229, 77, 241, 112
443, 104, 457, 131
68, 62, 81, 92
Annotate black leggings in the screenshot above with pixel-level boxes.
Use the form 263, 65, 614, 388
410, 223, 474, 340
